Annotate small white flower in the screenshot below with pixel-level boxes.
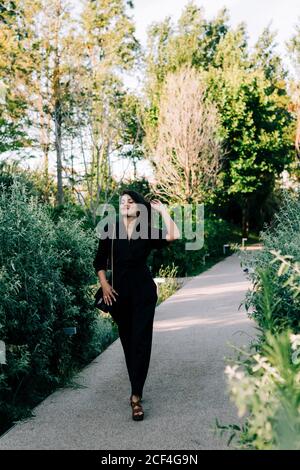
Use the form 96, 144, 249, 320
225, 364, 240, 379
290, 334, 300, 351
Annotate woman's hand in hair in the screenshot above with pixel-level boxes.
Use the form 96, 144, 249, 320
150, 199, 167, 214
150, 199, 180, 241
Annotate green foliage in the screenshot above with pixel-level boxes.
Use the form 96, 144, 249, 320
205, 65, 292, 195
0, 178, 116, 429
220, 203, 300, 450
0, 5, 34, 154
145, 2, 230, 88
143, 4, 294, 234
241, 190, 300, 332
224, 328, 300, 450
0, 161, 56, 203
149, 212, 234, 277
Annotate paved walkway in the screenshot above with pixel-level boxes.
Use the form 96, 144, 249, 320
0, 249, 258, 450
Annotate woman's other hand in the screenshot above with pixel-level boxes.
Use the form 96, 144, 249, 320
102, 281, 119, 306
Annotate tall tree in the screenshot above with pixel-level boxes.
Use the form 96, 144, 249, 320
144, 2, 229, 120
0, 0, 77, 204
288, 22, 300, 159
143, 66, 223, 204
143, 5, 293, 234
205, 26, 292, 235
1, 0, 140, 211
0, 0, 37, 154
71, 0, 139, 221
45, 0, 72, 205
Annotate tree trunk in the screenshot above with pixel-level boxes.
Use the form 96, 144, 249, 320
54, 95, 64, 206
53, 2, 64, 207
133, 158, 137, 179
53, 46, 64, 206
241, 198, 249, 238
43, 149, 50, 203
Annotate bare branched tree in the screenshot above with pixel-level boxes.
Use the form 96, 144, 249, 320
287, 30, 300, 160
294, 88, 300, 159
144, 66, 224, 204
288, 80, 300, 160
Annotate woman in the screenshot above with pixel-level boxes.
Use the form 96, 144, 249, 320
93, 190, 180, 421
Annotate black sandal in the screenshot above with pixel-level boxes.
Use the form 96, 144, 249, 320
130, 395, 144, 421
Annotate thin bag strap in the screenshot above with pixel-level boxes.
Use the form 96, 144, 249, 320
111, 222, 115, 289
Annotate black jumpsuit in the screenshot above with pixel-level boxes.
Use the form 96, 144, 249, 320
93, 217, 171, 398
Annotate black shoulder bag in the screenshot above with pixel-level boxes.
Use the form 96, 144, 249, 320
94, 223, 116, 313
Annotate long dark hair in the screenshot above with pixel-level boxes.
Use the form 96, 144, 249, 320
120, 189, 155, 228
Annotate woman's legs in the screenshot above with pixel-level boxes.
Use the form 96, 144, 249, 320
117, 294, 157, 398
128, 301, 156, 397
112, 296, 133, 379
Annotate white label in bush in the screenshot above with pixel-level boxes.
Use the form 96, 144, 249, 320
0, 340, 6, 364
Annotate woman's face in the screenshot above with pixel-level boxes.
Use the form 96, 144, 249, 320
120, 194, 139, 218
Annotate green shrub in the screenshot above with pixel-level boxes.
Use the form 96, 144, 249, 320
0, 179, 116, 429
224, 328, 300, 450
220, 246, 300, 449
240, 190, 300, 332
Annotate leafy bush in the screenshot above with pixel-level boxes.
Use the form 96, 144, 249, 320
0, 179, 116, 430
220, 245, 300, 449
240, 190, 300, 332
225, 328, 300, 450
